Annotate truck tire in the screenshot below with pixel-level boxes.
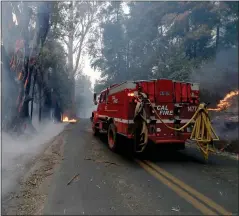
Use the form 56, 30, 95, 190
108, 123, 118, 152
177, 143, 185, 150
92, 126, 99, 136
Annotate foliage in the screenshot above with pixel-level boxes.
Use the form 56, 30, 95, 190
88, 2, 238, 93
52, 1, 106, 77
41, 37, 72, 111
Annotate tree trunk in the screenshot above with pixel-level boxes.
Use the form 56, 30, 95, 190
38, 82, 42, 122
31, 73, 37, 119
193, 41, 197, 58
68, 36, 76, 117
71, 78, 76, 117
216, 25, 220, 50
68, 36, 74, 76
68, 1, 74, 76
126, 41, 130, 79
16, 4, 31, 119
67, 1, 76, 118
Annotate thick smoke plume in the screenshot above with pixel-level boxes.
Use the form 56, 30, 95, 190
190, 48, 238, 142
190, 48, 238, 98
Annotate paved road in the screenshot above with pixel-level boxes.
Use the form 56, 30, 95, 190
44, 120, 238, 215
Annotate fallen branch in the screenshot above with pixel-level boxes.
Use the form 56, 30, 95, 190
84, 158, 120, 166
45, 172, 53, 177
219, 142, 233, 152
67, 174, 80, 185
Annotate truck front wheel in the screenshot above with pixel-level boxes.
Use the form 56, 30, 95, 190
92, 125, 99, 136
108, 123, 118, 152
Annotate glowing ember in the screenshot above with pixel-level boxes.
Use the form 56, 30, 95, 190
68, 119, 77, 123
208, 90, 239, 112
18, 72, 22, 80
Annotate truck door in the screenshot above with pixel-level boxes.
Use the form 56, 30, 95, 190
98, 91, 107, 115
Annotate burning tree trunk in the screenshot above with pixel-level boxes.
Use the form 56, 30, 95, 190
2, 2, 52, 134
1, 44, 18, 132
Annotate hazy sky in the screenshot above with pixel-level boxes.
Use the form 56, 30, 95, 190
82, 54, 101, 88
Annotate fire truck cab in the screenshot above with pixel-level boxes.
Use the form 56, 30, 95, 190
91, 79, 200, 153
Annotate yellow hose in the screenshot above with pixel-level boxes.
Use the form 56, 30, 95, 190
133, 100, 148, 153
140, 94, 219, 160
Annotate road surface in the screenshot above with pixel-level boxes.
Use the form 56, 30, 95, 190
43, 120, 238, 215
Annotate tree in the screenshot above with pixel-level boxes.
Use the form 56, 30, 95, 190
40, 37, 71, 113
1, 2, 72, 133
88, 2, 238, 93
2, 2, 52, 131
52, 1, 105, 116
89, 1, 129, 91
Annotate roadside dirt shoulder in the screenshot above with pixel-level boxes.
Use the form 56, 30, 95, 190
4, 128, 68, 215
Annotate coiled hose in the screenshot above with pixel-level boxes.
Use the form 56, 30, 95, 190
134, 92, 219, 160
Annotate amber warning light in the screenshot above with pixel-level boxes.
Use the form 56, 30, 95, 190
128, 92, 134, 97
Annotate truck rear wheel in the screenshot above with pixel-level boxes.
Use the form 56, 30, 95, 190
108, 123, 118, 152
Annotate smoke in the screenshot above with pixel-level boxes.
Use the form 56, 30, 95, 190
190, 48, 239, 142
75, 75, 94, 119
1, 2, 67, 201
190, 48, 238, 97
1, 121, 65, 198
77, 106, 95, 119
213, 119, 239, 141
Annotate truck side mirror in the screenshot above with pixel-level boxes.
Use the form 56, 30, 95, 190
93, 93, 98, 105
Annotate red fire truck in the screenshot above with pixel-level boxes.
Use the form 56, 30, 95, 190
91, 79, 200, 153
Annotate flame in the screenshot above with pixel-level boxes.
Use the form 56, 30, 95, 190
24, 79, 28, 88
18, 72, 22, 80
69, 119, 77, 123
208, 90, 239, 112
62, 115, 77, 123
62, 116, 69, 122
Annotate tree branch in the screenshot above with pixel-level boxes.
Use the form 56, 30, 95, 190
73, 21, 92, 75
73, 22, 82, 37
11, 2, 22, 25
62, 36, 69, 47
73, 39, 82, 53
73, 38, 84, 75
